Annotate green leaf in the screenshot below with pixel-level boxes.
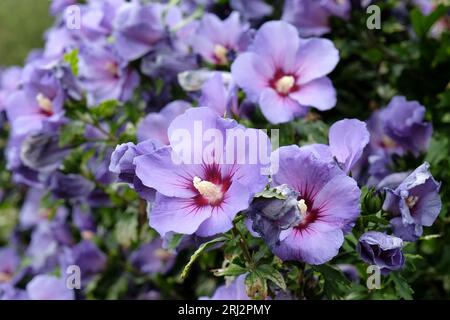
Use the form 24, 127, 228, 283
180, 236, 227, 280
114, 213, 138, 248
91, 100, 119, 119
167, 233, 184, 250
213, 263, 248, 277
390, 272, 414, 300
411, 5, 449, 38
59, 121, 85, 147
312, 264, 351, 299
256, 264, 286, 291
64, 49, 79, 76
245, 271, 268, 300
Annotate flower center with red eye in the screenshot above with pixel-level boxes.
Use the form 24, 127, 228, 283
406, 195, 418, 209
36, 93, 53, 116
213, 44, 229, 65
270, 71, 298, 96
105, 61, 119, 77
193, 176, 224, 205
0, 271, 12, 283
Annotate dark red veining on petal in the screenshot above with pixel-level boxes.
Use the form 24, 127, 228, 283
192, 162, 232, 208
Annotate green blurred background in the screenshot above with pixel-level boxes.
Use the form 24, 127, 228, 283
0, 0, 52, 66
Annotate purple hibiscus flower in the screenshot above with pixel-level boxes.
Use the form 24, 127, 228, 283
0, 248, 20, 284
357, 231, 405, 274
231, 21, 339, 124
368, 96, 432, 157
79, 0, 124, 41
109, 139, 163, 201
134, 107, 270, 237
383, 163, 442, 241
136, 100, 192, 144
26, 275, 74, 300
190, 12, 250, 66
79, 44, 140, 106
130, 237, 176, 274
302, 119, 370, 174
0, 66, 22, 111
113, 1, 165, 61
270, 145, 361, 264
200, 274, 250, 300
60, 240, 107, 285
200, 72, 238, 117
230, 0, 273, 21
282, 0, 351, 37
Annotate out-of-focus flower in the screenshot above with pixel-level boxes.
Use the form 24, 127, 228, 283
269, 145, 360, 264
383, 163, 441, 241
79, 0, 124, 41
113, 1, 164, 61
134, 107, 270, 237
232, 21, 339, 124
357, 231, 405, 274
200, 73, 238, 117
368, 96, 432, 157
130, 237, 176, 274
191, 12, 250, 66
26, 275, 74, 300
282, 0, 351, 37
200, 274, 250, 300
230, 0, 273, 21
337, 264, 360, 282
302, 119, 370, 174
60, 240, 107, 285
47, 172, 95, 200
136, 100, 191, 144
50, 0, 77, 16
79, 45, 140, 106
0, 248, 20, 284
0, 67, 21, 111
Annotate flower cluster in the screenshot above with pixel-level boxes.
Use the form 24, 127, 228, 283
0, 0, 447, 300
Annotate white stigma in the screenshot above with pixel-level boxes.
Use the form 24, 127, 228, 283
193, 176, 223, 204
213, 44, 229, 65
406, 195, 419, 208
275, 76, 295, 95
297, 199, 308, 217
36, 93, 53, 114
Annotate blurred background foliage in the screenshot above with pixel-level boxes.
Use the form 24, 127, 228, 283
0, 0, 52, 66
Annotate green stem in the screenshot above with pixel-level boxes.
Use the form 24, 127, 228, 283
232, 220, 254, 269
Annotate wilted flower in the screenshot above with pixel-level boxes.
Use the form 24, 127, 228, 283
26, 275, 74, 300
246, 185, 302, 248
357, 231, 405, 274
270, 146, 360, 264
134, 107, 270, 237
231, 21, 339, 124
383, 163, 442, 241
